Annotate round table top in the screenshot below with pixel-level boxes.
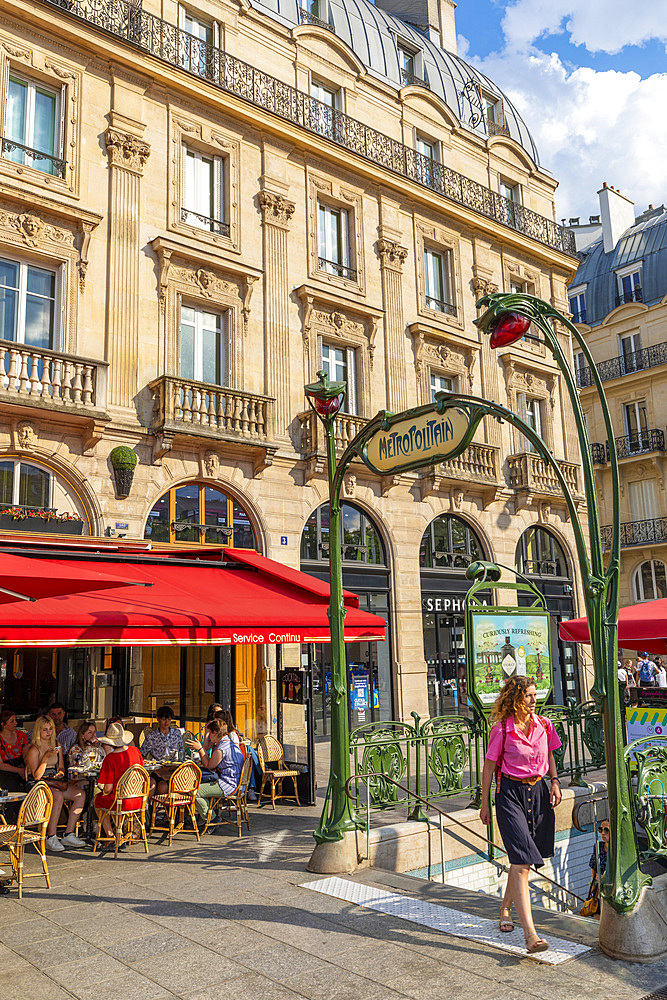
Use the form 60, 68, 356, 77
0, 791, 26, 804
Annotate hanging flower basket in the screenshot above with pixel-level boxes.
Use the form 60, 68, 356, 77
110, 446, 138, 499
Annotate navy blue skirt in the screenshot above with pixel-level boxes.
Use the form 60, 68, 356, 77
495, 775, 555, 867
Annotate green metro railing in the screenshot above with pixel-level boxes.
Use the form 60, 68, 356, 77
349, 701, 607, 817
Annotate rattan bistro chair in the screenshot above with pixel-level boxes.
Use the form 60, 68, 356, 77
0, 781, 52, 898
149, 760, 201, 845
93, 764, 150, 859
257, 735, 301, 809
201, 753, 253, 837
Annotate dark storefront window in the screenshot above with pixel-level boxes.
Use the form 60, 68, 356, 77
144, 483, 256, 548
515, 526, 580, 705
301, 502, 391, 735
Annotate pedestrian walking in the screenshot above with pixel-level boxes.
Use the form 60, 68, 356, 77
480, 676, 562, 954
637, 653, 657, 687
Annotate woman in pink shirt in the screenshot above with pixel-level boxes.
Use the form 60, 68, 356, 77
480, 676, 562, 954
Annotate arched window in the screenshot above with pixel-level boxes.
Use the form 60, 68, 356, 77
301, 502, 386, 565
419, 514, 483, 569
633, 560, 667, 603
516, 527, 568, 578
0, 457, 87, 533
0, 459, 50, 509
144, 483, 255, 547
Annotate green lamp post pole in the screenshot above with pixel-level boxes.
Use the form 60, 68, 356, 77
305, 372, 361, 872
475, 292, 649, 917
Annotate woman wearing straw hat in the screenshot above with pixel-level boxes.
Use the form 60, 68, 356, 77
94, 722, 144, 839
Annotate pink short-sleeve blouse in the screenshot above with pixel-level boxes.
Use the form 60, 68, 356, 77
486, 714, 561, 779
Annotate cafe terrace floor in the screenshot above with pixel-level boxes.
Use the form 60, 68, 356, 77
2, 793, 667, 1000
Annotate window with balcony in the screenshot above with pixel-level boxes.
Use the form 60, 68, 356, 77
573, 351, 588, 383
629, 479, 658, 524
483, 93, 508, 135
0, 257, 56, 349
317, 202, 354, 280
633, 560, 667, 603
518, 394, 542, 451
3, 74, 64, 178
179, 303, 227, 385
181, 146, 227, 236
620, 331, 641, 374
299, 0, 331, 28
178, 7, 218, 78
398, 44, 425, 86
424, 247, 455, 316
569, 290, 586, 324
320, 341, 357, 414
500, 178, 521, 227
144, 483, 255, 547
624, 399, 649, 451
415, 133, 439, 184
430, 372, 454, 401
617, 267, 642, 305
310, 80, 341, 140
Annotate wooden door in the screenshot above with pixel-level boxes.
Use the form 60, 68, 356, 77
142, 647, 180, 717
235, 644, 262, 740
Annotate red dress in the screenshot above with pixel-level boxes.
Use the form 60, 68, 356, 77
94, 746, 144, 811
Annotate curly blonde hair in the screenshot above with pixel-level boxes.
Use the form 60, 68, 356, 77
491, 676, 536, 723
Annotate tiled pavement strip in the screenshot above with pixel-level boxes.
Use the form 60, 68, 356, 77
1, 800, 666, 1000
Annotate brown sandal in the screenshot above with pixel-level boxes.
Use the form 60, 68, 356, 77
499, 906, 514, 932
525, 933, 549, 953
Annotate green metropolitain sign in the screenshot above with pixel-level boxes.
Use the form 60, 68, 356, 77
359, 398, 483, 476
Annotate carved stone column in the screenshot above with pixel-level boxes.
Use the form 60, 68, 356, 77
377, 239, 409, 412
259, 191, 295, 437
105, 128, 150, 409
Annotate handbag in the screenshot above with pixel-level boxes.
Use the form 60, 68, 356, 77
580, 877, 600, 917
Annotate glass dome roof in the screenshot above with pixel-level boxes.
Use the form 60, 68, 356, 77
249, 0, 541, 164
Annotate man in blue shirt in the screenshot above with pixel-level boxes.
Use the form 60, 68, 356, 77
637, 653, 657, 687
141, 705, 185, 797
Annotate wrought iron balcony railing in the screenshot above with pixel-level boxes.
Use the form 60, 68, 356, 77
571, 308, 586, 324
590, 442, 607, 464
615, 286, 643, 307
576, 341, 667, 387
615, 429, 665, 458
425, 295, 457, 317
299, 7, 334, 31
1, 137, 67, 178
486, 118, 510, 137
318, 257, 357, 281
400, 68, 428, 88
180, 207, 230, 236
600, 518, 667, 548
39, 0, 576, 256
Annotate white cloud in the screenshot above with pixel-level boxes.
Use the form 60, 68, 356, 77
501, 0, 667, 54
465, 43, 667, 219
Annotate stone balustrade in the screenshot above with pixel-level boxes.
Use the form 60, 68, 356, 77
299, 409, 367, 458
0, 340, 107, 411
439, 442, 500, 482
507, 452, 582, 498
150, 375, 274, 441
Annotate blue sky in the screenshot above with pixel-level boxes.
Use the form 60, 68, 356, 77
453, 1, 667, 218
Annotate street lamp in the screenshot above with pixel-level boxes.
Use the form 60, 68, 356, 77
305, 371, 361, 871
475, 291, 649, 924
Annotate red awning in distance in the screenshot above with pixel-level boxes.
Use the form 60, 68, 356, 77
0, 548, 385, 647
559, 597, 667, 654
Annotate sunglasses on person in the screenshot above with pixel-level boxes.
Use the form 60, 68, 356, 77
599, 825, 610, 835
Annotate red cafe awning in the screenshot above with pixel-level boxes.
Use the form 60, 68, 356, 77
0, 547, 386, 647
559, 597, 667, 654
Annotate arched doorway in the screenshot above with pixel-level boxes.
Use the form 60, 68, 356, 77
300, 501, 392, 736
515, 526, 580, 704
142, 483, 260, 733
420, 513, 487, 717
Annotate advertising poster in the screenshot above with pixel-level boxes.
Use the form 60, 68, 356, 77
626, 707, 667, 761
470, 610, 552, 709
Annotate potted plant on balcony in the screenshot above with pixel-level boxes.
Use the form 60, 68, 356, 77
0, 507, 85, 535
110, 446, 138, 499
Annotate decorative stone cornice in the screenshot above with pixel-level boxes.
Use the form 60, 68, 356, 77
377, 238, 408, 271
104, 128, 151, 174
258, 190, 295, 229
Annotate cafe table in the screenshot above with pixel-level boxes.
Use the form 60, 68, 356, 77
68, 767, 101, 840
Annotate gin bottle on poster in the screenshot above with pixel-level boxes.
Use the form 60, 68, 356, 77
500, 636, 517, 679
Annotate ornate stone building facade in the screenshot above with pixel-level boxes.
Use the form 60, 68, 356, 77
0, 0, 582, 735
569, 187, 667, 631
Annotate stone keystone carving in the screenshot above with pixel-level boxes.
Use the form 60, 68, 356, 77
105, 128, 151, 173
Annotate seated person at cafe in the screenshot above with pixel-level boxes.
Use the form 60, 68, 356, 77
69, 721, 106, 769
214, 709, 242, 745
206, 703, 223, 722
0, 709, 28, 792
94, 722, 144, 839
26, 716, 87, 852
49, 702, 77, 755
188, 719, 244, 820
141, 705, 184, 797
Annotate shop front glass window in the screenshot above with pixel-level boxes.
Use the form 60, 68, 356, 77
145, 484, 255, 547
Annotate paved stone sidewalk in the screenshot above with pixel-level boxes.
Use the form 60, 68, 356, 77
1, 802, 666, 1000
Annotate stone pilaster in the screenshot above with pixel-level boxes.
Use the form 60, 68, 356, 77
377, 239, 409, 413
259, 191, 295, 437
105, 127, 150, 409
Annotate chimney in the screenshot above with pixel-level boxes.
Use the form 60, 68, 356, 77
375, 0, 457, 53
598, 183, 635, 254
